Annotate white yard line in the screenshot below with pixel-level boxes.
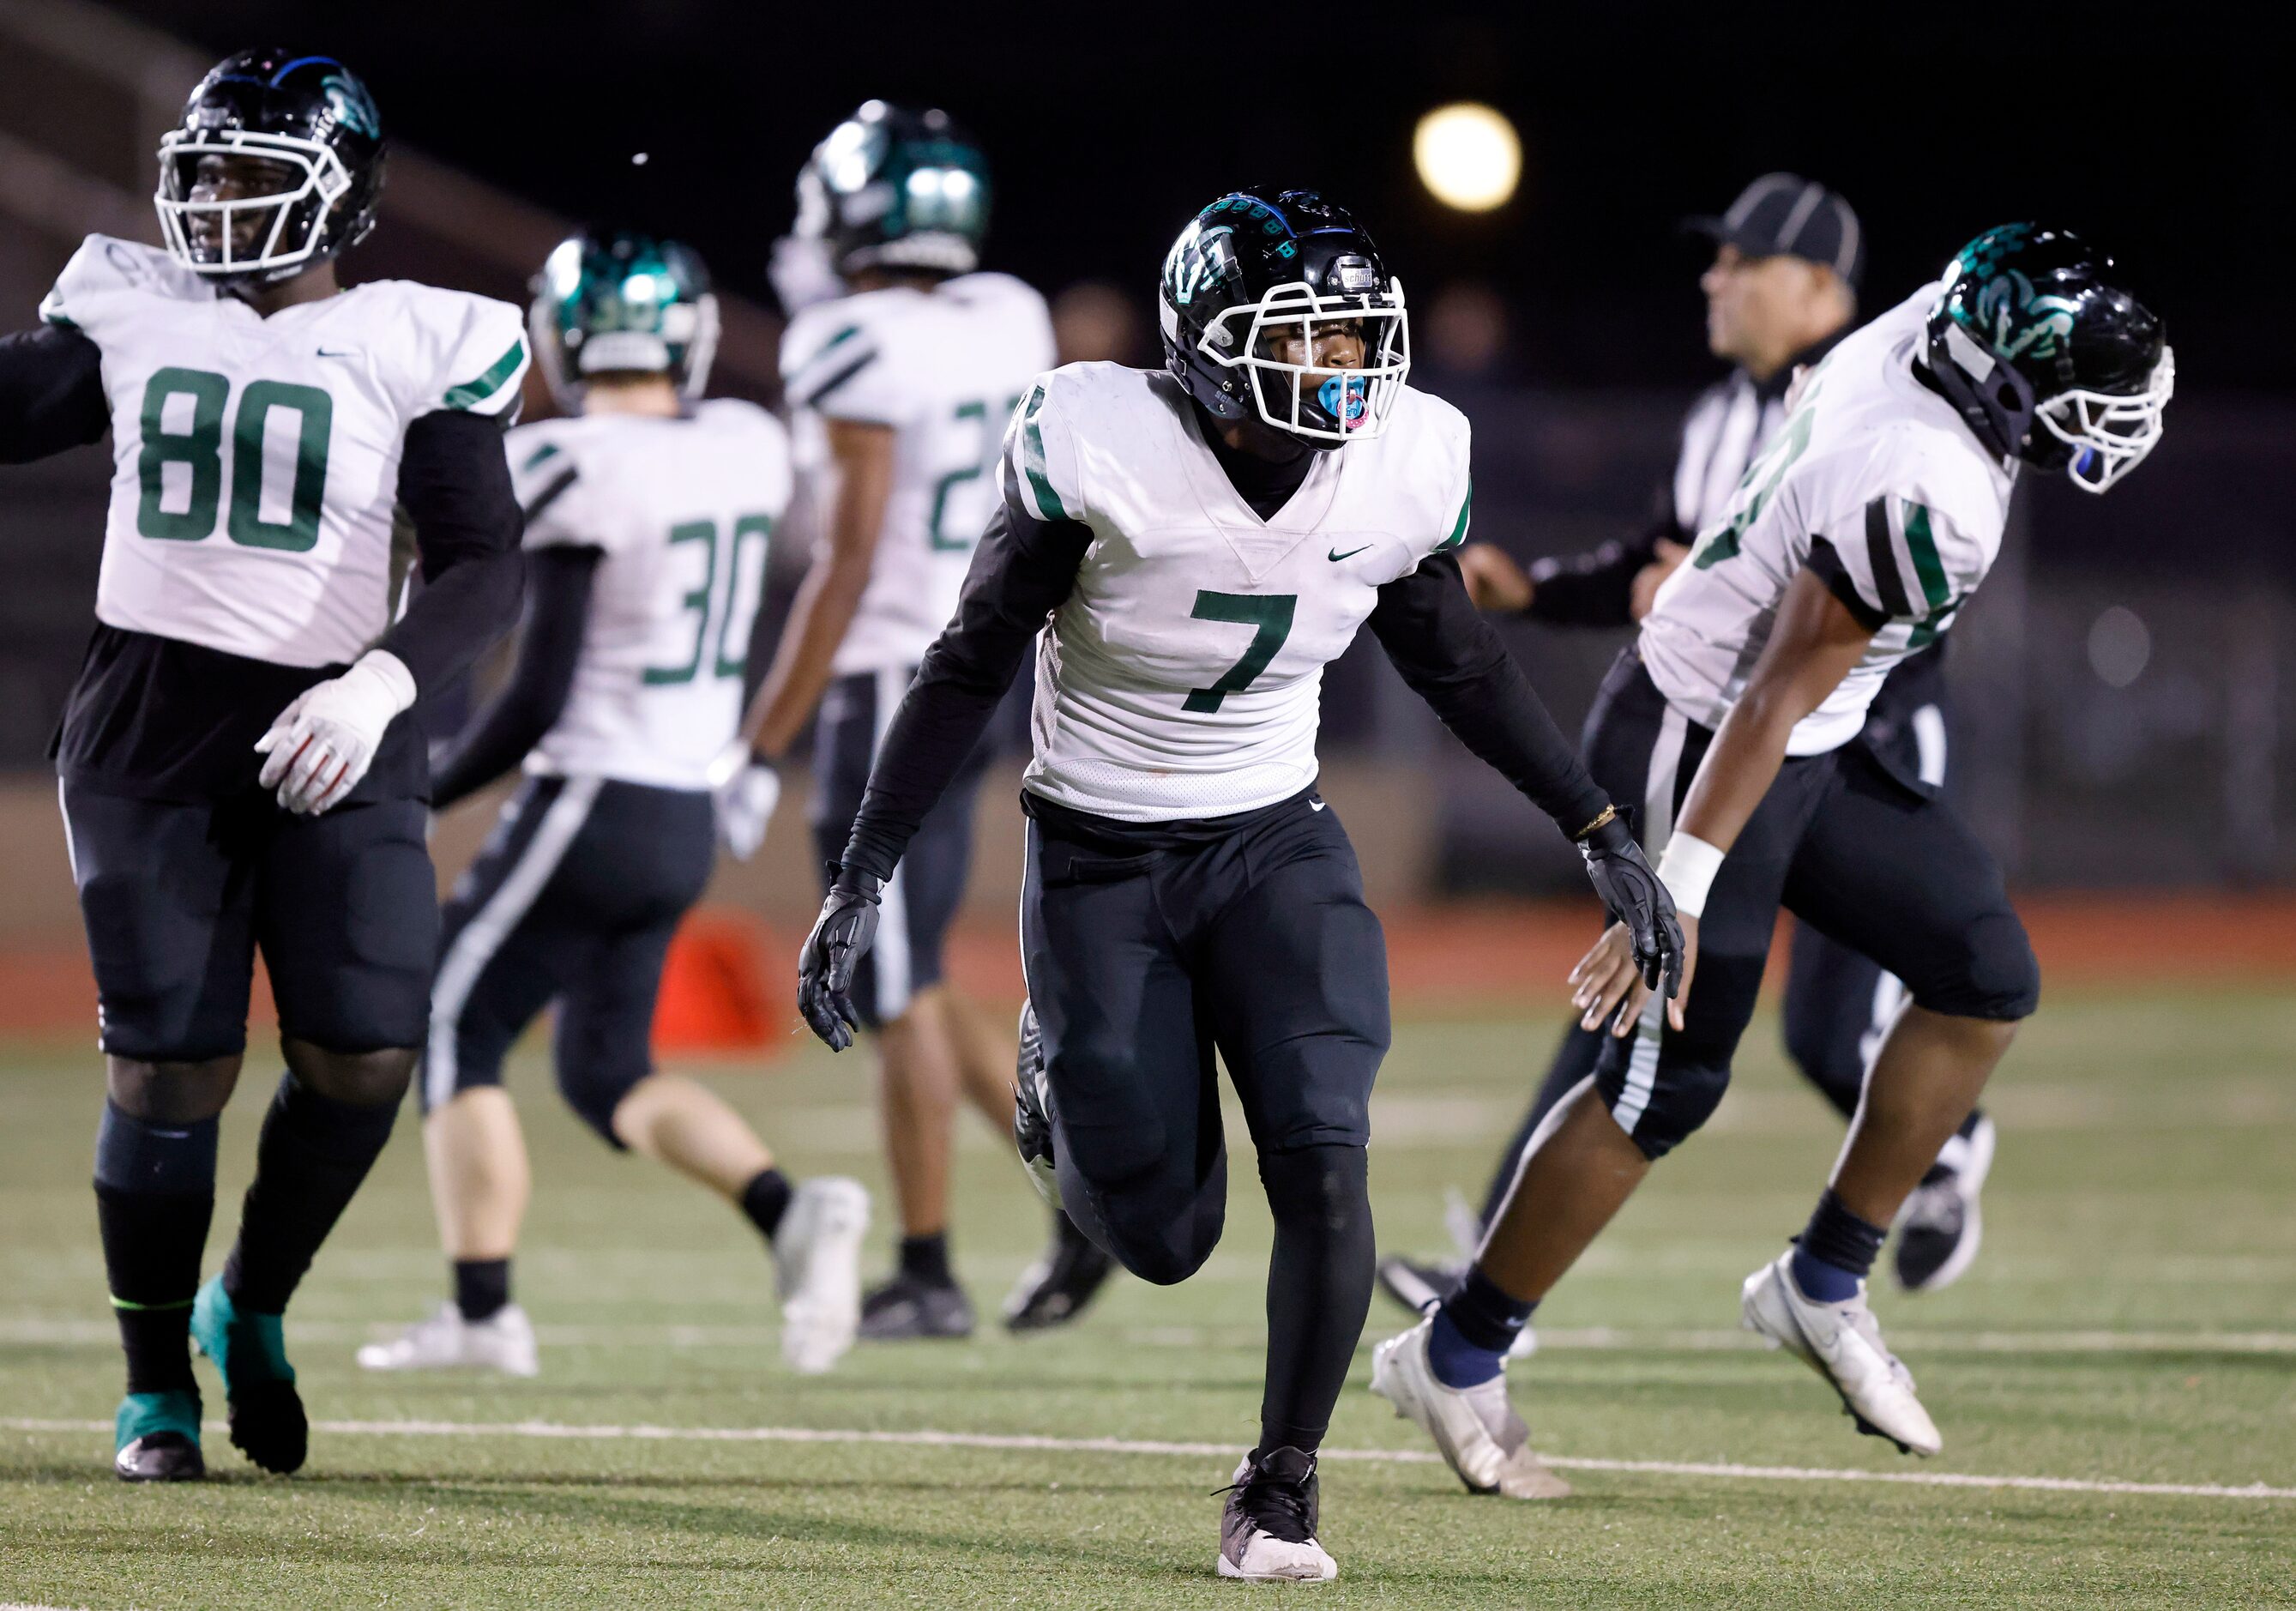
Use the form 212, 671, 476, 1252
7, 1316, 2296, 1354
3, 1416, 2291, 1503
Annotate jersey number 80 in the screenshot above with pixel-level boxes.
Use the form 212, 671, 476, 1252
136, 366, 333, 552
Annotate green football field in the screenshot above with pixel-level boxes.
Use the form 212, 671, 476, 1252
3, 987, 2293, 1608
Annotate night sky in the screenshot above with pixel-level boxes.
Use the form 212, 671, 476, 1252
112, 4, 2294, 394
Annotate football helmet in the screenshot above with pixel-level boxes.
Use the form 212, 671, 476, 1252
528, 229, 720, 410
792, 101, 991, 278
1924, 224, 2169, 493
154, 49, 385, 286
1160, 188, 1410, 449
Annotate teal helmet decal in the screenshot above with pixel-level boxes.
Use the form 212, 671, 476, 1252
794, 100, 991, 277
1924, 223, 2170, 492
528, 228, 721, 408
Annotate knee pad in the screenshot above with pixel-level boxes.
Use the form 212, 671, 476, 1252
282, 1039, 418, 1107
1911, 909, 2041, 1023
556, 1053, 648, 1147
1597, 1037, 1732, 1162
1058, 1140, 1226, 1287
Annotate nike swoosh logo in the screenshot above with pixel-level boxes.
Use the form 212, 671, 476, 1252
1328, 544, 1372, 562
316, 347, 359, 358
1310, 799, 1328, 812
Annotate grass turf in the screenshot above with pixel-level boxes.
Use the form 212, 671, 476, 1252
3, 987, 2293, 1608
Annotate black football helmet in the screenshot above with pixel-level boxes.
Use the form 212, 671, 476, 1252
154, 48, 386, 287
1924, 224, 2170, 493
1160, 188, 1410, 449
792, 100, 991, 278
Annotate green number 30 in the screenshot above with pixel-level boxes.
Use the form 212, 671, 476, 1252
644, 514, 773, 685
136, 366, 333, 552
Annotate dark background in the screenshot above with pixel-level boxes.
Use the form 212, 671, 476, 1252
107, 4, 2295, 394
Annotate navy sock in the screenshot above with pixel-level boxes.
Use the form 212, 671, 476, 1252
93, 1102, 219, 1397
1428, 1269, 1538, 1390
454, 1258, 510, 1324
898, 1232, 952, 1286
1791, 1189, 1887, 1302
223, 1073, 401, 1314
740, 1168, 794, 1242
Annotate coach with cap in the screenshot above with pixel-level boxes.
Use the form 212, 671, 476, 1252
1412, 172, 1995, 1306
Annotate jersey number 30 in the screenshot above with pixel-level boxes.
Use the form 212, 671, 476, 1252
136, 367, 332, 552
646, 515, 772, 685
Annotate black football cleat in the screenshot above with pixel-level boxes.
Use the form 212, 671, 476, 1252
190, 1278, 307, 1475
114, 1389, 205, 1482
1003, 1210, 1117, 1333
858, 1272, 975, 1341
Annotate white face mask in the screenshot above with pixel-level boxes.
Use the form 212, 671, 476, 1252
1196, 279, 1412, 445
154, 130, 351, 280
2036, 346, 2175, 493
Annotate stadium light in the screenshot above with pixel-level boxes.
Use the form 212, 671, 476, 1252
1413, 103, 1521, 213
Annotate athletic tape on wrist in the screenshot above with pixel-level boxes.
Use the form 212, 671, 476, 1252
1655, 832, 1725, 920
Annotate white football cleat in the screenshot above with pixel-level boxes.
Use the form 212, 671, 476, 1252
1368, 1318, 1571, 1499
1216, 1447, 1337, 1582
356, 1301, 539, 1378
774, 1176, 870, 1374
1741, 1252, 1941, 1456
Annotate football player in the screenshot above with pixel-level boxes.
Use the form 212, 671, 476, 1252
0, 51, 528, 1479
720, 102, 1060, 1341
1371, 226, 2170, 1489
354, 230, 870, 1382
1381, 176, 1991, 1327
794, 188, 1682, 1580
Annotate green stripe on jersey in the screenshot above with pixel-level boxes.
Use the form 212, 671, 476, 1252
443, 337, 527, 410
1902, 501, 1951, 611
1020, 384, 1069, 522
43, 311, 79, 330
519, 440, 562, 473
1437, 480, 1473, 549
792, 323, 863, 379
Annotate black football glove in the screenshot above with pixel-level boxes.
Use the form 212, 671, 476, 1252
1577, 812, 1685, 1001
797, 866, 883, 1052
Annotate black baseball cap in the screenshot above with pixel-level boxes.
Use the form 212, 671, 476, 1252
1685, 172, 1865, 290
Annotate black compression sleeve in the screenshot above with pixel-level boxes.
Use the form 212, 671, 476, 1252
0, 323, 108, 462
1370, 551, 1613, 836
429, 546, 600, 809
839, 501, 1091, 882
1523, 527, 1668, 628
383, 410, 527, 692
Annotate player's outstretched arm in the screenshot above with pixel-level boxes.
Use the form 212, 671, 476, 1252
1576, 563, 1875, 1036
797, 499, 1088, 1050
1367, 551, 1682, 994
427, 547, 601, 810
0, 323, 108, 463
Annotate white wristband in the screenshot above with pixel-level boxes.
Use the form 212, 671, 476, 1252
349, 649, 418, 715
1655, 832, 1725, 920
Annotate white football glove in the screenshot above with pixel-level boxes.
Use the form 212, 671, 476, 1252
254, 649, 417, 817
714, 751, 781, 861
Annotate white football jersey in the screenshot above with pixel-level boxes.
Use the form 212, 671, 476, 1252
1639, 281, 2014, 756
780, 273, 1055, 674
39, 234, 527, 669
1005, 364, 1473, 821
508, 400, 791, 791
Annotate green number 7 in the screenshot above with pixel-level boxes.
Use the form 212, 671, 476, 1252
1184, 590, 1296, 713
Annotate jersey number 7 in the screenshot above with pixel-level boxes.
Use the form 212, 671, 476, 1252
1184, 590, 1295, 714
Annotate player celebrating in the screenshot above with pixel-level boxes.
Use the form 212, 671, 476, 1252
355, 230, 869, 1382
723, 102, 1060, 1340
794, 188, 1682, 1580
0, 51, 528, 1479
1371, 226, 2170, 1489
